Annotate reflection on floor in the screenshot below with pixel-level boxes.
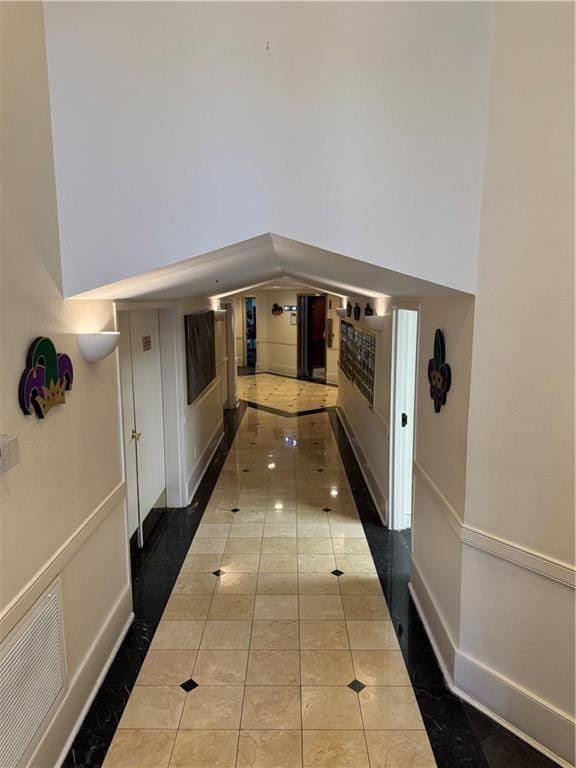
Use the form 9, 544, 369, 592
236, 373, 338, 413
102, 408, 436, 768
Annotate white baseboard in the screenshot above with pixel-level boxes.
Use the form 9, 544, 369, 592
29, 584, 133, 768
334, 407, 388, 525
409, 560, 574, 768
187, 419, 224, 504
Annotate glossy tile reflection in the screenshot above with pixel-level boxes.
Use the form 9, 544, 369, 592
236, 372, 338, 413
102, 406, 434, 767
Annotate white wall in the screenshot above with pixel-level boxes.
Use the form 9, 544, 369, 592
0, 5, 131, 766
337, 297, 392, 523
458, 5, 575, 764
43, 2, 492, 297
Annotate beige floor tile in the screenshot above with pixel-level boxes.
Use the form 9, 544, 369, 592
347, 621, 399, 650
359, 687, 425, 730
303, 730, 369, 768
229, 523, 264, 538
338, 574, 383, 595
118, 686, 186, 729
297, 538, 334, 554
300, 621, 349, 650
261, 537, 297, 554
201, 510, 235, 524
342, 595, 390, 621
254, 594, 299, 620
330, 524, 366, 539
298, 573, 341, 595
241, 686, 301, 729
365, 730, 436, 767
181, 555, 222, 573
208, 594, 255, 620
263, 523, 297, 538
302, 686, 363, 730
188, 538, 228, 555
351, 650, 410, 686
163, 595, 212, 621
259, 553, 298, 572
215, 572, 258, 594
136, 650, 197, 686
196, 523, 232, 538
246, 649, 301, 685
298, 554, 336, 572
332, 538, 370, 554
236, 730, 302, 768
335, 555, 377, 574
172, 572, 217, 595
265, 509, 297, 523
224, 537, 263, 554
233, 509, 267, 522
250, 620, 300, 649
151, 621, 205, 650
257, 573, 299, 594
200, 620, 252, 649
220, 554, 260, 573
102, 730, 175, 768
179, 685, 244, 729
192, 650, 248, 685
297, 523, 332, 538
169, 730, 238, 768
300, 650, 355, 686
299, 594, 344, 620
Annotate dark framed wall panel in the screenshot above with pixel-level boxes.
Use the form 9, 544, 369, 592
340, 320, 376, 406
184, 310, 216, 405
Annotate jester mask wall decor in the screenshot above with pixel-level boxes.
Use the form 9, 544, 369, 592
427, 329, 451, 413
19, 337, 74, 419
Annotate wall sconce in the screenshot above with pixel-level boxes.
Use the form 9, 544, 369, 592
78, 332, 120, 363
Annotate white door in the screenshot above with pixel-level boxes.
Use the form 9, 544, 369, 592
390, 308, 419, 530
118, 309, 167, 547
129, 310, 167, 536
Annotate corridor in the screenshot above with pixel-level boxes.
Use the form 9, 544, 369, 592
100, 401, 434, 767
236, 373, 338, 413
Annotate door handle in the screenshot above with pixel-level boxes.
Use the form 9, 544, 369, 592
401, 413, 408, 427
131, 430, 141, 442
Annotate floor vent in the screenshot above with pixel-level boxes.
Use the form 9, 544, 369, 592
0, 580, 67, 768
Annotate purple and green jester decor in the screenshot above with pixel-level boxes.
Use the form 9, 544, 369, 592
19, 337, 74, 419
428, 329, 451, 413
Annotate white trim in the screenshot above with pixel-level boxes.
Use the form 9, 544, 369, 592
409, 563, 574, 767
413, 462, 575, 587
30, 585, 133, 768
186, 418, 225, 504
0, 483, 126, 640
460, 526, 575, 588
184, 374, 222, 414
335, 406, 388, 525
413, 460, 463, 537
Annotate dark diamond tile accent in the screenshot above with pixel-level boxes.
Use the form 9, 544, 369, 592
180, 678, 198, 692
347, 679, 366, 693
231, 508, 240, 513
316, 468, 324, 473
323, 507, 332, 513
212, 569, 224, 577
242, 469, 250, 473
331, 569, 344, 577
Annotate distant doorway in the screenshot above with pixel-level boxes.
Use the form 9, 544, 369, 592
390, 307, 419, 531
245, 297, 257, 370
297, 294, 327, 383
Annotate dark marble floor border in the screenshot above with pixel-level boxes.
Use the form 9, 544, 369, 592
238, 368, 339, 387
63, 395, 557, 768
240, 399, 329, 418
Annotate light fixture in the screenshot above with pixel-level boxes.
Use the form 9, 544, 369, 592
364, 315, 387, 333
78, 332, 120, 363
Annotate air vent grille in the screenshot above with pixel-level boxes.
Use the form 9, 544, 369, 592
0, 582, 66, 768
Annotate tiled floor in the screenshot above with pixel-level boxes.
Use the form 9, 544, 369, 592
102, 408, 436, 768
236, 373, 338, 413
